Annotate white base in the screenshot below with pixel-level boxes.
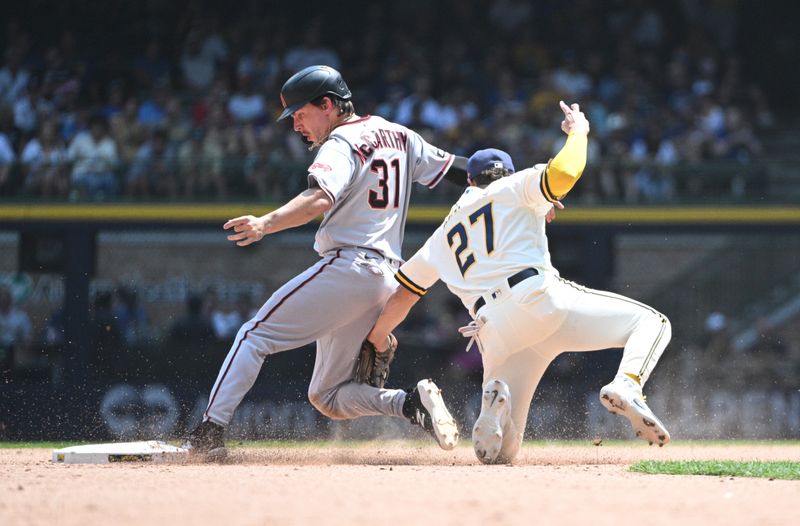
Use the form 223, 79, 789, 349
52, 440, 189, 464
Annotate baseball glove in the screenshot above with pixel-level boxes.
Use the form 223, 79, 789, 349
354, 334, 397, 388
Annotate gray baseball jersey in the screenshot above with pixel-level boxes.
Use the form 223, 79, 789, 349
203, 114, 454, 426
309, 115, 454, 260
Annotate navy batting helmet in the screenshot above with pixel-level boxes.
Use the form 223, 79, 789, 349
277, 65, 352, 121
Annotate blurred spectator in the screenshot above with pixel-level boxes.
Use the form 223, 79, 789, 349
0, 111, 17, 196
210, 291, 256, 341
0, 46, 29, 106
178, 126, 226, 198
137, 79, 170, 128
240, 123, 269, 199
164, 96, 192, 145
111, 96, 146, 167
101, 80, 125, 119
199, 16, 229, 66
237, 35, 281, 90
228, 73, 265, 123
181, 31, 216, 91
0, 285, 32, 375
126, 128, 178, 197
0, 1, 780, 203
67, 113, 119, 200
113, 287, 150, 347
283, 24, 341, 71
132, 37, 171, 89
20, 119, 69, 197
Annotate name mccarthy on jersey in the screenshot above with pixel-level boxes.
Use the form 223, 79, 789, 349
353, 128, 409, 163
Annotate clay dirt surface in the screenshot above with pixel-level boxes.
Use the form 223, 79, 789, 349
1, 442, 799, 526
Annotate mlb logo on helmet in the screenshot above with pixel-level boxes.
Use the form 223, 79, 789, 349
466, 148, 516, 179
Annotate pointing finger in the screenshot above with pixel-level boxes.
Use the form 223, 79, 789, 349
559, 100, 571, 115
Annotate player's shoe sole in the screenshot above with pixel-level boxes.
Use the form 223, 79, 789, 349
472, 380, 511, 464
417, 379, 460, 450
599, 381, 670, 446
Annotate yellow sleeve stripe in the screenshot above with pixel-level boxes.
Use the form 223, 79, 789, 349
395, 270, 427, 296
539, 160, 558, 203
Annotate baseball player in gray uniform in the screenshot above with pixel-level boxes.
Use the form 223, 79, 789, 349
185, 66, 463, 458
365, 101, 672, 464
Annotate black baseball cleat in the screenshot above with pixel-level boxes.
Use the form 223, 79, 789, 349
403, 379, 459, 450
183, 420, 228, 461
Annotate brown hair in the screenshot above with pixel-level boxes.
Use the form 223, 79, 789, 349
472, 166, 512, 187
310, 95, 354, 118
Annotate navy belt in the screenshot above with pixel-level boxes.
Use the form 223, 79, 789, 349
473, 268, 539, 313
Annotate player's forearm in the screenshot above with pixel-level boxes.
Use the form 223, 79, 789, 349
545, 132, 588, 199
443, 156, 469, 187
262, 188, 332, 234
368, 288, 420, 351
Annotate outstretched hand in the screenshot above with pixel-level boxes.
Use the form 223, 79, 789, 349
224, 215, 266, 246
559, 100, 590, 135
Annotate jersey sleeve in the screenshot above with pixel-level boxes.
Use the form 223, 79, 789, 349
508, 164, 558, 216
406, 129, 455, 189
394, 234, 442, 297
307, 138, 355, 204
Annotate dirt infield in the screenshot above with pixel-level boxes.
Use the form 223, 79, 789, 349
2, 442, 798, 526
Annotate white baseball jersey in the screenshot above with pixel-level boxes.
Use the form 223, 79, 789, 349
394, 163, 672, 464
308, 115, 455, 260
395, 164, 556, 311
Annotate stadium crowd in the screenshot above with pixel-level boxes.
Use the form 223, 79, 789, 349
0, 0, 773, 204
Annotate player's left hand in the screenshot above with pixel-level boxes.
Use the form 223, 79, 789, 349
224, 215, 266, 246
559, 100, 590, 135
546, 200, 564, 223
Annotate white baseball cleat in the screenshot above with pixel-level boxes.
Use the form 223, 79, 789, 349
404, 379, 460, 450
599, 376, 670, 447
472, 380, 511, 464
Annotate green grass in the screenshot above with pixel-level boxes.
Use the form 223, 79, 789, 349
630, 460, 800, 480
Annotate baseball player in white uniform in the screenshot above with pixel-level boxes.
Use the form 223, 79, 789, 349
185, 66, 462, 458
365, 101, 672, 464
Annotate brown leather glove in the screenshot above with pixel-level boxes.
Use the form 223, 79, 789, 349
354, 334, 397, 388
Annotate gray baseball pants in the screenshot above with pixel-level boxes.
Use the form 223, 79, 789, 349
203, 247, 407, 426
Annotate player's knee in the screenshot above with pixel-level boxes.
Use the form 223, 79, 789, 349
308, 388, 346, 420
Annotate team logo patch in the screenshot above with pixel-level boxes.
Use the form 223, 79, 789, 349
493, 161, 503, 169
309, 162, 332, 172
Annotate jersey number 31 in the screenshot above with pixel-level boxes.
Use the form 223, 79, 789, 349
447, 203, 494, 276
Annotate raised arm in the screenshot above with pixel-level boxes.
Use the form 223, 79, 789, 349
542, 101, 590, 200
224, 187, 332, 246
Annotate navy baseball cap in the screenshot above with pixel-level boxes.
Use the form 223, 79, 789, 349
467, 148, 515, 179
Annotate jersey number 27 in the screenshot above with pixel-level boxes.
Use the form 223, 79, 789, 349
447, 202, 494, 276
